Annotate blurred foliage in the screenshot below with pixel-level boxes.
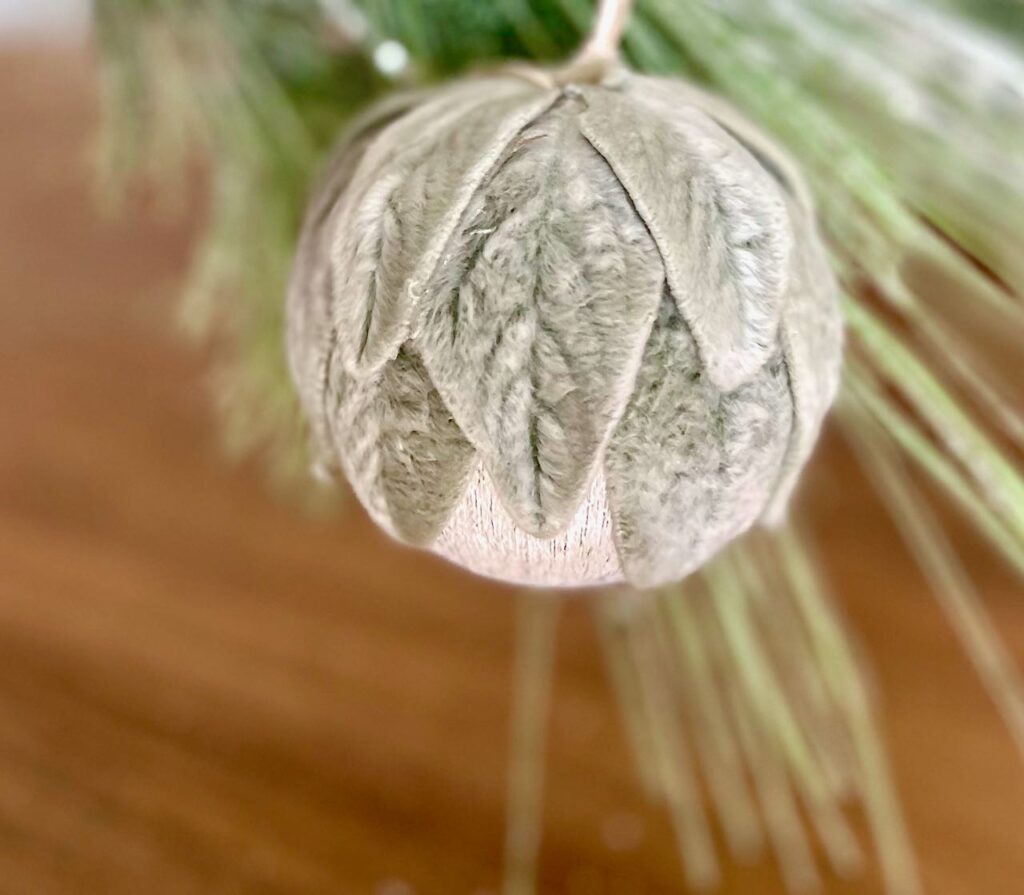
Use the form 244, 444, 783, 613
94, 0, 388, 491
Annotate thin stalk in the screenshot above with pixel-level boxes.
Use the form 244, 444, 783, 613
660, 588, 766, 862
777, 530, 921, 895
504, 592, 561, 895
844, 295, 1024, 536
725, 674, 821, 894
628, 597, 720, 889
578, 0, 635, 63
595, 595, 664, 799
707, 561, 832, 809
841, 364, 1024, 578
693, 580, 821, 894
729, 551, 864, 879
842, 392, 1024, 761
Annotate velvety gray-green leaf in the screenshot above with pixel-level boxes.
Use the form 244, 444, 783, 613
415, 96, 665, 538
578, 82, 793, 393
329, 80, 558, 377
605, 289, 793, 588
634, 75, 816, 213
286, 142, 362, 444
286, 98, 423, 472
637, 78, 841, 520
323, 347, 477, 545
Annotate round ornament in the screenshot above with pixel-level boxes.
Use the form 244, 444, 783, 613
286, 65, 842, 588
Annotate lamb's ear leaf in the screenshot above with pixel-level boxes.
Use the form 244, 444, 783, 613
324, 347, 478, 546
605, 290, 794, 588
763, 202, 844, 523
329, 81, 559, 377
286, 99, 422, 472
287, 84, 484, 473
637, 75, 816, 213
578, 83, 792, 392
415, 99, 664, 538
622, 76, 841, 521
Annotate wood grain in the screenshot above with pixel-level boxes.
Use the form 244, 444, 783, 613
0, 46, 1022, 895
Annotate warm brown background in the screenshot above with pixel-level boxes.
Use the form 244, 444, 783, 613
1, 46, 1023, 895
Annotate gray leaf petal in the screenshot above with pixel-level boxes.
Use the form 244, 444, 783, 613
324, 347, 477, 545
605, 289, 793, 588
636, 76, 815, 213
287, 155, 372, 476
416, 97, 665, 537
329, 80, 559, 377
578, 83, 793, 392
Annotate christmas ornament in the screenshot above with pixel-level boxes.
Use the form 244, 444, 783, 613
286, 67, 841, 588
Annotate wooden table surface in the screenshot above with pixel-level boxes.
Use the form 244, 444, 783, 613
1, 46, 1022, 895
